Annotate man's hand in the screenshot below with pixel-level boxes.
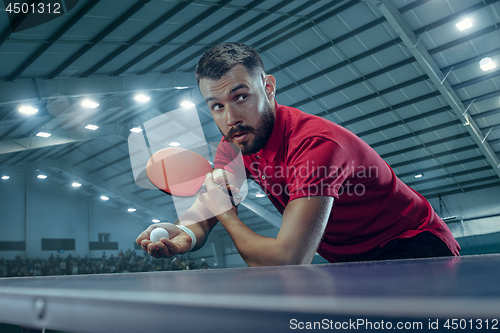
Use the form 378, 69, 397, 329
197, 172, 240, 217
136, 223, 192, 259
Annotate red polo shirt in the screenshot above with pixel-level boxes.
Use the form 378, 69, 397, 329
214, 102, 460, 262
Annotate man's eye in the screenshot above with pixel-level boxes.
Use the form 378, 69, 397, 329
212, 104, 223, 111
236, 94, 247, 102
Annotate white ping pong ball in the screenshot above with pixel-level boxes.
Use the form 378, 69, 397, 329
150, 228, 169, 243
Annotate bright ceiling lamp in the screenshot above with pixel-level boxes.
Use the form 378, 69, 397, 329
85, 124, 99, 130
181, 100, 195, 108
255, 192, 266, 198
456, 18, 473, 31
36, 132, 51, 138
480, 57, 496, 71
152, 219, 160, 223
19, 106, 38, 115
1, 176, 9, 180
128, 208, 137, 212
130, 127, 142, 133
134, 94, 150, 102
37, 174, 47, 179
414, 174, 424, 179
100, 195, 109, 201
169, 142, 181, 147
72, 182, 82, 188
82, 99, 99, 109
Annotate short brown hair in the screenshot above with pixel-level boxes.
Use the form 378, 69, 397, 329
195, 43, 265, 84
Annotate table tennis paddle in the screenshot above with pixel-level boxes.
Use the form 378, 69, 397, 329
145, 147, 241, 205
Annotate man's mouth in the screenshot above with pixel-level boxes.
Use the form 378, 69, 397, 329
232, 132, 249, 142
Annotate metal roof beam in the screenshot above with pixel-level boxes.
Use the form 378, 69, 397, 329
357, 97, 500, 139
112, 0, 233, 77
343, 88, 500, 129
181, 0, 325, 73
0, 1, 34, 47
268, 0, 494, 75
6, 0, 101, 81
0, 123, 120, 155
382, 134, 472, 160
160, 0, 292, 74
283, 24, 499, 111
80, 1, 191, 78
142, 0, 267, 75
46, 0, 153, 80
419, 176, 500, 197
390, 145, 477, 169
397, 156, 487, 179
0, 72, 196, 106
368, 0, 500, 179
406, 166, 493, 187
425, 182, 500, 199
256, 0, 354, 52
0, 159, 55, 177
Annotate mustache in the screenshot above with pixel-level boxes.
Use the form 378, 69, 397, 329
227, 125, 255, 139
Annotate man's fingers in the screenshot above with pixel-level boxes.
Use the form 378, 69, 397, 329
204, 173, 217, 190
141, 239, 151, 252
227, 184, 240, 193
156, 239, 178, 256
136, 231, 149, 245
147, 242, 161, 258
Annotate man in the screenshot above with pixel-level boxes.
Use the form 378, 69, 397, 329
137, 43, 460, 265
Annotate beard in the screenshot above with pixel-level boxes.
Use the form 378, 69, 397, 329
219, 100, 275, 156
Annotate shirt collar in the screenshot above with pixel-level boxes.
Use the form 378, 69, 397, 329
253, 100, 285, 162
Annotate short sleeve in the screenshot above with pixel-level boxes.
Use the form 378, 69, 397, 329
287, 137, 350, 202
213, 140, 246, 181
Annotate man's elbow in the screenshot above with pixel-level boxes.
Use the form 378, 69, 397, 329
244, 251, 313, 267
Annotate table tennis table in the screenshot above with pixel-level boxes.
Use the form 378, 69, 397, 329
0, 254, 499, 332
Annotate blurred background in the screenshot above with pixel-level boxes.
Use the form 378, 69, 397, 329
0, 0, 499, 276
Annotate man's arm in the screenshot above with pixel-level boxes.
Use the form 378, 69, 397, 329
198, 174, 333, 266
136, 168, 240, 258
220, 196, 333, 266
136, 199, 220, 258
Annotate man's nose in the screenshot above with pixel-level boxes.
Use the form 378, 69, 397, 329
226, 105, 243, 127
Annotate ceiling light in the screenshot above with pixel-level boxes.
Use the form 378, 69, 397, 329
181, 100, 195, 108
169, 142, 180, 147
414, 174, 424, 179
130, 127, 142, 133
1, 176, 9, 180
85, 124, 99, 130
255, 193, 266, 198
100, 195, 109, 201
128, 208, 137, 212
19, 106, 38, 115
82, 99, 99, 109
175, 87, 188, 90
456, 18, 473, 31
152, 219, 160, 223
36, 132, 51, 138
37, 174, 47, 179
72, 182, 82, 188
134, 94, 150, 102
480, 57, 496, 71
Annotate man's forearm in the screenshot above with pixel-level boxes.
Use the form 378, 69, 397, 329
177, 210, 218, 251
217, 210, 306, 266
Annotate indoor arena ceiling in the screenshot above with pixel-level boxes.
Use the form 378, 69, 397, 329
0, 0, 499, 232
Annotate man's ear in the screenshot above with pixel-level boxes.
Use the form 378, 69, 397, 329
264, 74, 276, 101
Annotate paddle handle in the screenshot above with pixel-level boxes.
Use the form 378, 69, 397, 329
199, 183, 243, 202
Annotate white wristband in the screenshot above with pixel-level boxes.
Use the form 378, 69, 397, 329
176, 225, 197, 251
